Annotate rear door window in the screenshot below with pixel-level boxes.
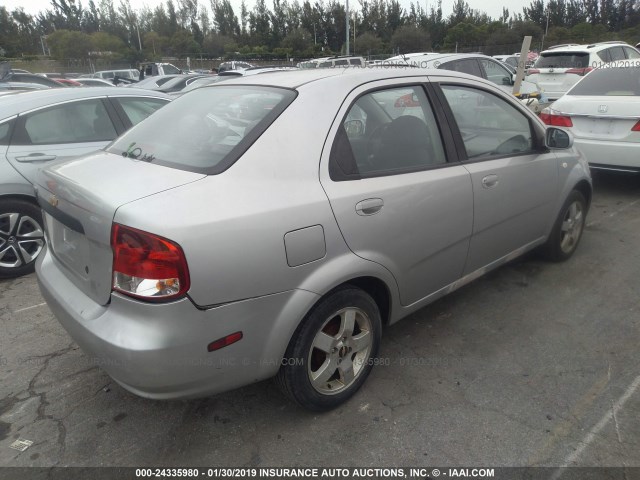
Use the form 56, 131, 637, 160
623, 47, 640, 59
609, 47, 626, 61
18, 99, 117, 145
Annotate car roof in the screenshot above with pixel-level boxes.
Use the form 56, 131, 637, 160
202, 65, 494, 92
0, 87, 171, 120
541, 41, 630, 54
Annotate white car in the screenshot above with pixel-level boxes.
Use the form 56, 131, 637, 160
526, 41, 640, 102
386, 52, 546, 110
540, 65, 640, 173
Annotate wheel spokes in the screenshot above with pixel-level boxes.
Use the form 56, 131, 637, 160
312, 331, 336, 353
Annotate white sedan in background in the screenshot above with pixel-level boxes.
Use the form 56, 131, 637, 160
540, 65, 640, 173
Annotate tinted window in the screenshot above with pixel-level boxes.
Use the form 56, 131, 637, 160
114, 97, 169, 125
21, 99, 116, 145
597, 49, 612, 62
107, 86, 296, 174
480, 59, 512, 85
535, 52, 589, 68
330, 86, 447, 179
505, 57, 518, 68
350, 59, 362, 65
441, 85, 534, 159
335, 60, 349, 66
569, 68, 640, 96
609, 47, 626, 61
624, 47, 640, 59
0, 119, 15, 145
162, 64, 181, 74
439, 59, 482, 78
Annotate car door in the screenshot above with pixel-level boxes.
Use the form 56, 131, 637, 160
5, 98, 120, 185
434, 80, 558, 274
320, 80, 473, 306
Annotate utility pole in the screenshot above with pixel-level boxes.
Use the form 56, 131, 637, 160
345, 0, 350, 55
136, 24, 142, 51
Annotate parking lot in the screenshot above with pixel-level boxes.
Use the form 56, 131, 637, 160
0, 171, 639, 469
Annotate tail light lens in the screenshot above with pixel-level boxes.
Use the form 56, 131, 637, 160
111, 223, 190, 302
566, 67, 594, 76
526, 68, 540, 75
540, 109, 573, 127
632, 120, 640, 132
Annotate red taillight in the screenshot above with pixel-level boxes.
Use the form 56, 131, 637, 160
566, 67, 593, 76
540, 110, 573, 127
207, 332, 243, 352
111, 223, 190, 302
632, 120, 640, 132
526, 68, 540, 75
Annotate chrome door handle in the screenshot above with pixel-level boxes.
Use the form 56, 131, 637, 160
15, 154, 57, 162
355, 198, 384, 216
481, 174, 499, 188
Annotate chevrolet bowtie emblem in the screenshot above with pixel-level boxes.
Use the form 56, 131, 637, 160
49, 196, 59, 207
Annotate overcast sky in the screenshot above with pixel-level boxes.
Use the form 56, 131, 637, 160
5, 0, 529, 24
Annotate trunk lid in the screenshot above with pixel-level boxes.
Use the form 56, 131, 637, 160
35, 151, 206, 305
555, 96, 640, 141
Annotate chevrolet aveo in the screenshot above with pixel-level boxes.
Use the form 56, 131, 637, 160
35, 68, 592, 411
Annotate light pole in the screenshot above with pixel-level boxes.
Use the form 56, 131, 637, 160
345, 0, 350, 55
540, 6, 550, 51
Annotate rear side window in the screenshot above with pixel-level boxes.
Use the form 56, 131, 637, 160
439, 59, 482, 78
0, 119, 15, 145
107, 86, 296, 174
114, 97, 168, 125
535, 52, 589, 68
330, 86, 447, 180
569, 68, 640, 96
609, 47, 626, 61
20, 99, 116, 145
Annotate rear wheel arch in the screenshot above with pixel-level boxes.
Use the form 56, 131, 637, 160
573, 179, 592, 208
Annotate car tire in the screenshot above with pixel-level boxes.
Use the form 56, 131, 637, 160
540, 190, 587, 262
0, 199, 46, 279
276, 286, 381, 411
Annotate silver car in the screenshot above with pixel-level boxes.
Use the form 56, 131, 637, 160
35, 68, 592, 411
0, 87, 171, 278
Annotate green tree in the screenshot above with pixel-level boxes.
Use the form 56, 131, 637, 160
390, 25, 430, 52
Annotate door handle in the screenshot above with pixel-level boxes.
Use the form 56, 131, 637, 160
15, 154, 57, 162
481, 174, 499, 189
355, 198, 384, 216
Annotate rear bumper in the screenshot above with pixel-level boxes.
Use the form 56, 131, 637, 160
574, 138, 640, 172
36, 247, 320, 400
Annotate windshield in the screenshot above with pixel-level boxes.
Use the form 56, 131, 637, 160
535, 52, 589, 69
569, 67, 640, 96
107, 85, 296, 174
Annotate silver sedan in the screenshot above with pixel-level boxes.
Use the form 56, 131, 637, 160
35, 68, 592, 411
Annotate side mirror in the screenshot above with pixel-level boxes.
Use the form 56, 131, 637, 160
344, 119, 365, 138
545, 127, 573, 149
502, 76, 513, 86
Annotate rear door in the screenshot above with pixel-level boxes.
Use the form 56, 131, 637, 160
320, 79, 473, 306
434, 80, 558, 274
6, 98, 122, 185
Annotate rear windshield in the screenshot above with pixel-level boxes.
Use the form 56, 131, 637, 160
535, 52, 589, 69
569, 67, 640, 96
107, 85, 296, 174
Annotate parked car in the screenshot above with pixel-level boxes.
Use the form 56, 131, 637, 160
155, 74, 212, 93
141, 62, 182, 77
526, 41, 640, 101
54, 78, 82, 87
92, 69, 140, 82
0, 82, 49, 91
75, 78, 117, 87
35, 68, 591, 411
2, 72, 64, 88
386, 52, 546, 109
317, 56, 366, 67
126, 74, 181, 90
0, 88, 171, 278
217, 61, 253, 73
540, 65, 640, 173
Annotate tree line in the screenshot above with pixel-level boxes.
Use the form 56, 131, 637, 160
1, 0, 639, 65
